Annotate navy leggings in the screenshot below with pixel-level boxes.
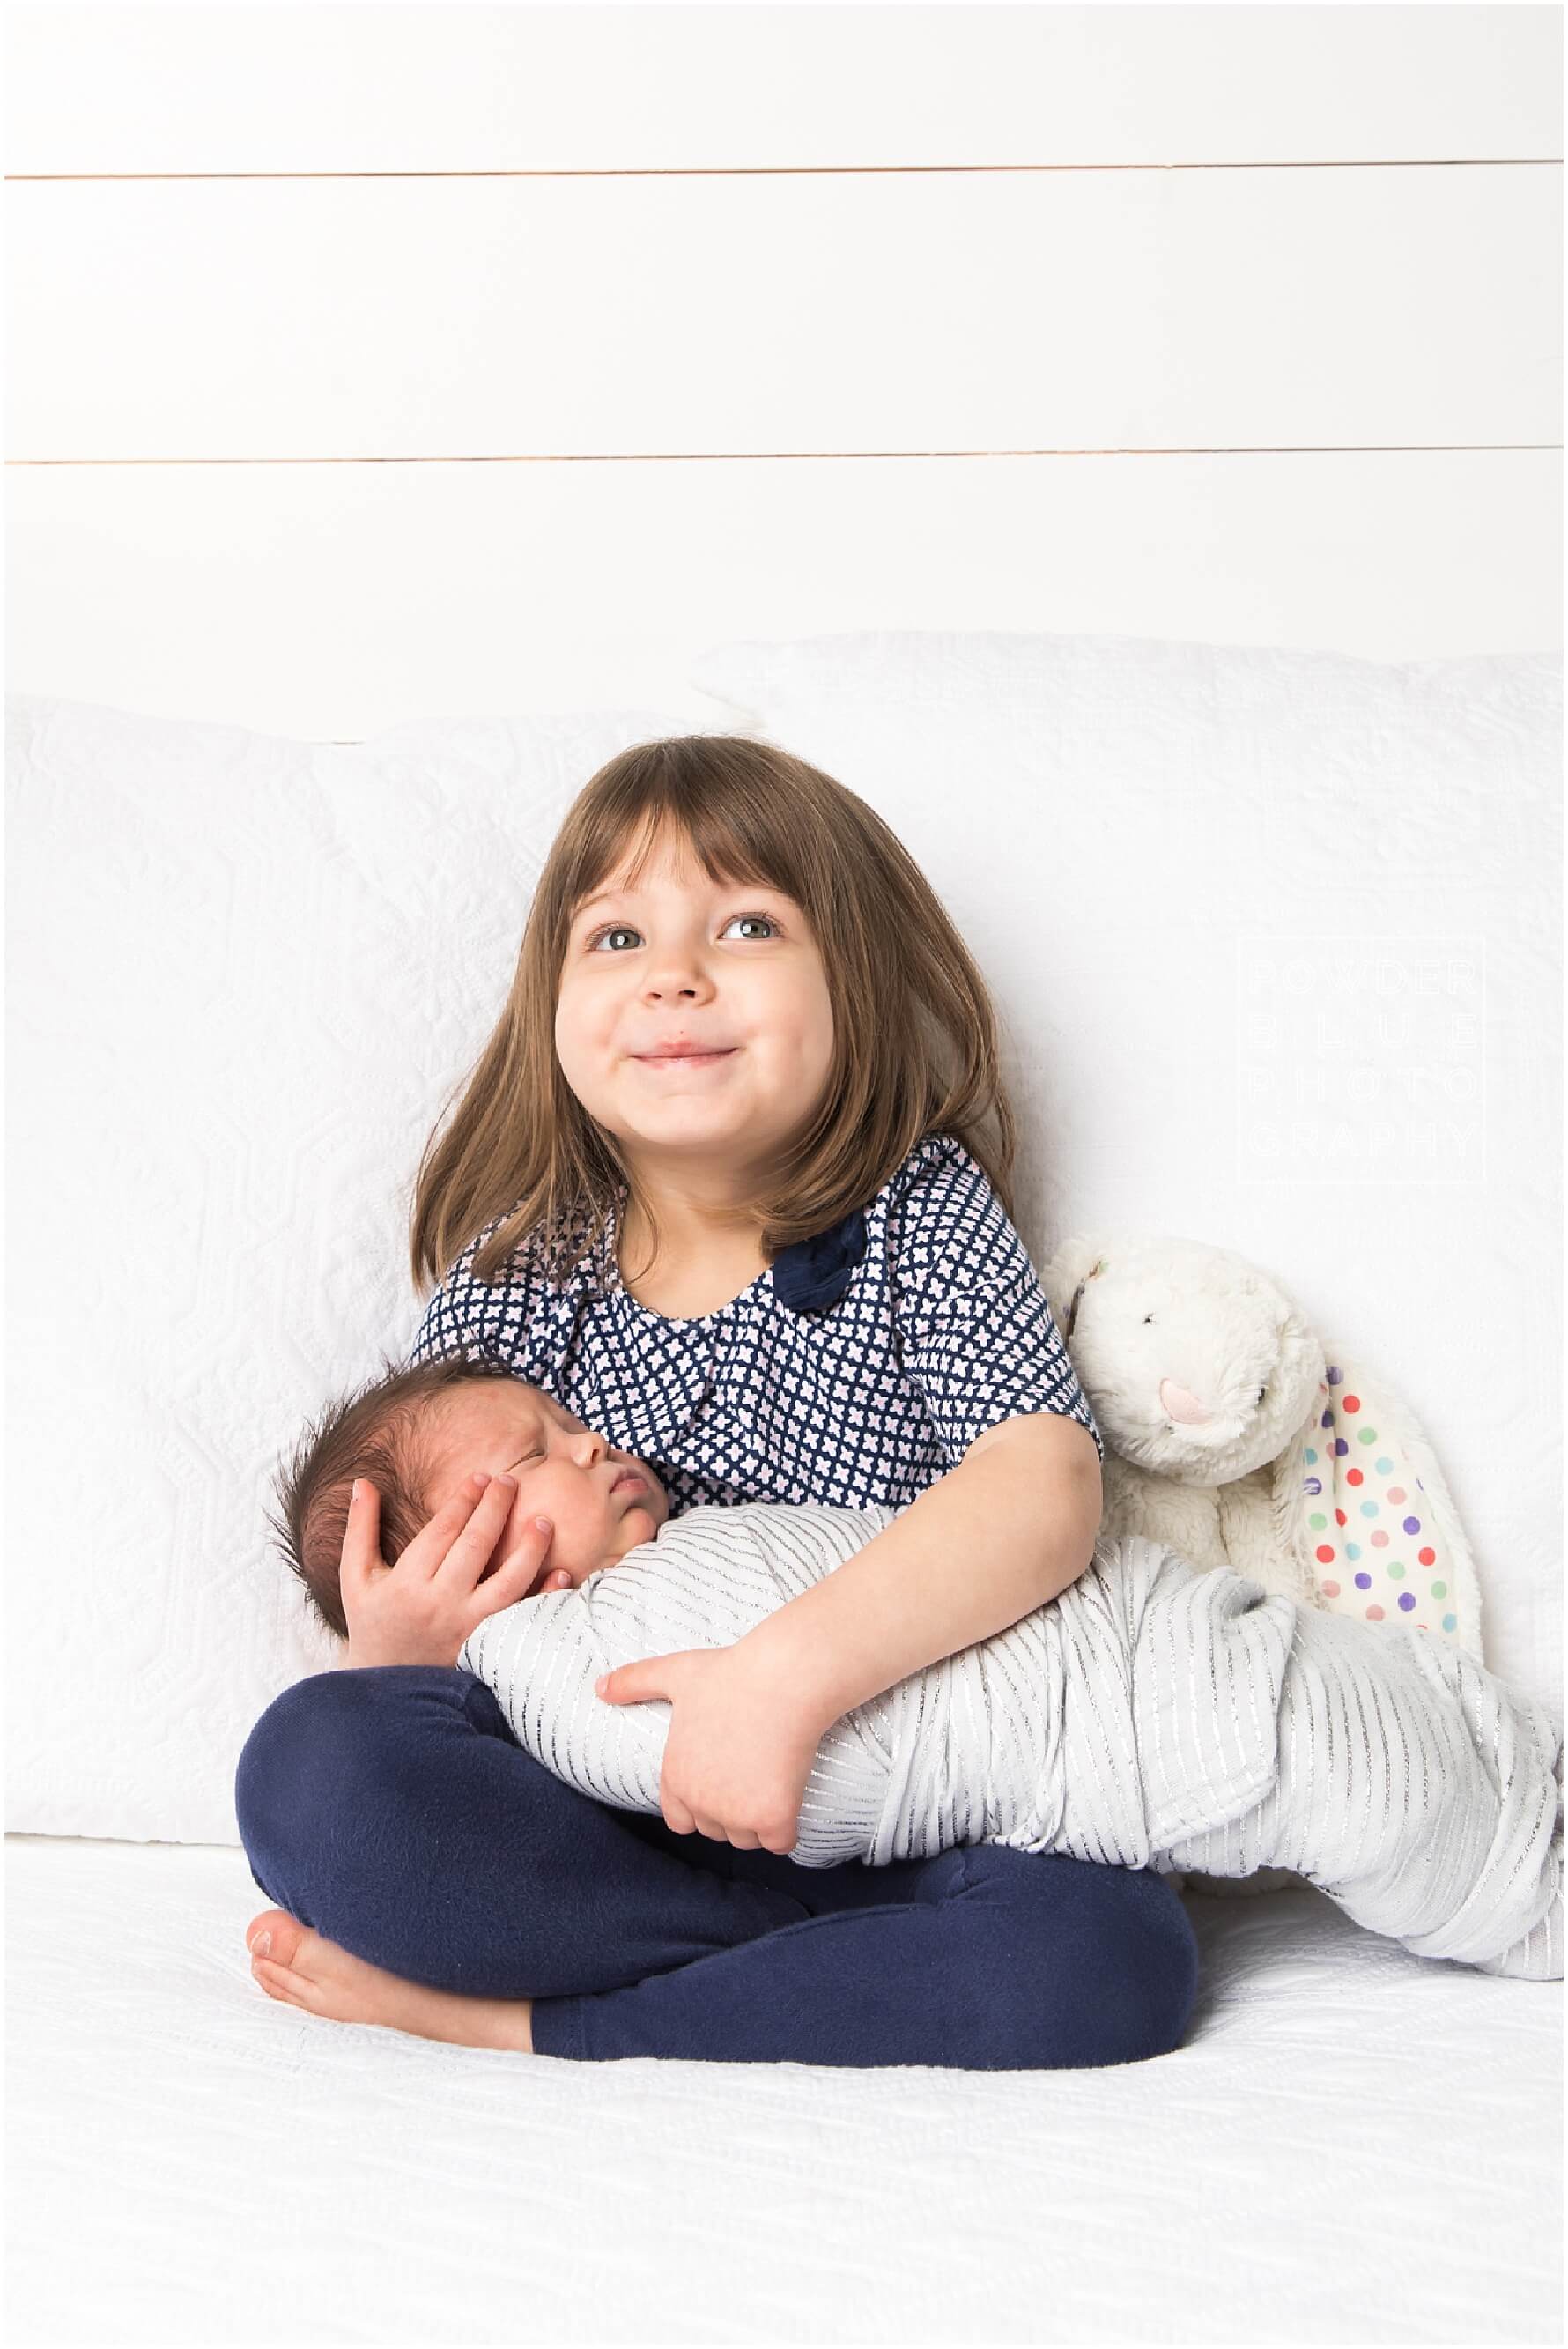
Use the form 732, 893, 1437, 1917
235, 1664, 1199, 2069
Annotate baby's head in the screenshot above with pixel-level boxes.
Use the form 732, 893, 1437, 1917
271, 1354, 669, 1640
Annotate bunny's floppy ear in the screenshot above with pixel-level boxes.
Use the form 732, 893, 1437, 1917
1276, 1352, 1483, 1660
1039, 1232, 1115, 1340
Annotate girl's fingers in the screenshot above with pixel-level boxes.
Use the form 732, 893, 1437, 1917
401, 1474, 505, 1582
432, 1477, 543, 1593
343, 1471, 477, 1592
337, 1478, 383, 1604
341, 1472, 534, 1602
465, 1527, 560, 1622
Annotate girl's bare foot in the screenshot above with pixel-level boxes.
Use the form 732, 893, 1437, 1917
245, 1908, 533, 2053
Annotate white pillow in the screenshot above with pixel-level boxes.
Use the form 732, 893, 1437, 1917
5, 695, 706, 1842
690, 632, 1564, 1707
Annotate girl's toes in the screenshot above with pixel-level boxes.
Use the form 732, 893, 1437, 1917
246, 1907, 307, 1967
251, 1956, 318, 2013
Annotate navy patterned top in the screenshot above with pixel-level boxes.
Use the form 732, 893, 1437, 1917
405, 1130, 1102, 1519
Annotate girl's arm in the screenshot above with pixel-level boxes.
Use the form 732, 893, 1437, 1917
597, 1413, 1101, 1851
598, 1144, 1106, 1849
744, 1138, 1106, 1718
736, 1412, 1102, 1723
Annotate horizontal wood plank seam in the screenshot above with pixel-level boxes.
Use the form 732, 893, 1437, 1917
8, 447, 1562, 467
6, 158, 1564, 182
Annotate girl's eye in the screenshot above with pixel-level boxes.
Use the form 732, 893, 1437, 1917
585, 913, 779, 952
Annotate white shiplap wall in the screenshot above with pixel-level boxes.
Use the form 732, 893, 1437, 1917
5, 2, 1562, 737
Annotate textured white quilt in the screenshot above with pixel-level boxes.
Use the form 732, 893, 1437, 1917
7, 1835, 1560, 2345
9, 638, 1560, 1849
7, 641, 1561, 2341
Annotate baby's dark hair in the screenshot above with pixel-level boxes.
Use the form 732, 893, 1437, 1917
268, 1351, 524, 1640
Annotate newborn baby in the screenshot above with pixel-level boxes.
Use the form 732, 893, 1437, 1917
278, 1359, 1564, 1982
274, 1352, 672, 1638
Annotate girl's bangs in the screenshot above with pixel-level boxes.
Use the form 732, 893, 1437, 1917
561, 781, 822, 927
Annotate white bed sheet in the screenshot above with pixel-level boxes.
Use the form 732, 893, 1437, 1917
6, 1835, 1561, 2346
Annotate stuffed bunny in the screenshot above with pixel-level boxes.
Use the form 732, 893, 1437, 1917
1039, 1231, 1486, 1898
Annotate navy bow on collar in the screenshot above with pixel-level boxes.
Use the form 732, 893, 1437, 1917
770, 1206, 869, 1315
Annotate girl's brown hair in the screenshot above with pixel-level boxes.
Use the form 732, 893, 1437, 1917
409, 734, 1017, 1293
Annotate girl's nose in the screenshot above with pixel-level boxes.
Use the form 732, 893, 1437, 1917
642, 957, 711, 998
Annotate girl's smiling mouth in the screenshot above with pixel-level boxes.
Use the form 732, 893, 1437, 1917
632, 1048, 738, 1071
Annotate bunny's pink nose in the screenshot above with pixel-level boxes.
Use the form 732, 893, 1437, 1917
1158, 1379, 1211, 1425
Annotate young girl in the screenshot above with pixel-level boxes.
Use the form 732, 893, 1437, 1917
235, 733, 1199, 2068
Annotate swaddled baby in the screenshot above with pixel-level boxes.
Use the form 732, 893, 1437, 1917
278, 1357, 1564, 1982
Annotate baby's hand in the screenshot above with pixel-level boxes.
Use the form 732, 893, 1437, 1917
339, 1475, 566, 1670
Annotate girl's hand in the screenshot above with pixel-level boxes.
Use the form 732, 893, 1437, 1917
340, 1474, 573, 1670
595, 1646, 828, 1853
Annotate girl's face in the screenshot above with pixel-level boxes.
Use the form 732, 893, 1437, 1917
554, 826, 835, 1188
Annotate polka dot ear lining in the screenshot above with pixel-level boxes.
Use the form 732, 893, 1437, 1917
1296, 1352, 1485, 1661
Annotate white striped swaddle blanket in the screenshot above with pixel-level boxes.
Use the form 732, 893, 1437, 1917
460, 1501, 1563, 1980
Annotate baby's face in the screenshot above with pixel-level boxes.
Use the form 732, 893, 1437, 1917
420, 1379, 669, 1596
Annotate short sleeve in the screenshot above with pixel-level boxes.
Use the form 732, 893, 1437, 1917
886, 1141, 1105, 1468
403, 1210, 542, 1374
